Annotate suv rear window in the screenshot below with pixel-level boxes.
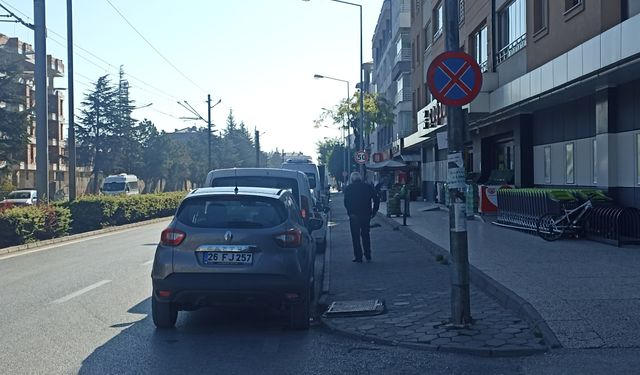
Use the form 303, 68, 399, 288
210, 176, 300, 202
177, 195, 287, 228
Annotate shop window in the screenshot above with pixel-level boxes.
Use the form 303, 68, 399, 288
565, 143, 575, 184
544, 146, 551, 184
592, 139, 597, 184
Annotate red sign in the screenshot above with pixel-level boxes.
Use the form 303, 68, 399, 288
427, 51, 483, 107
354, 150, 369, 164
373, 152, 384, 163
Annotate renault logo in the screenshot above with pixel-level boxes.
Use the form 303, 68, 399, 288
224, 231, 233, 242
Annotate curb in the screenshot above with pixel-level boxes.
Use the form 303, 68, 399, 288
375, 212, 562, 350
320, 315, 545, 357
0, 216, 172, 257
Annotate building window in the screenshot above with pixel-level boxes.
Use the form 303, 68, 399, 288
544, 146, 551, 184
592, 139, 597, 184
565, 0, 582, 12
472, 24, 488, 72
566, 143, 575, 184
459, 0, 465, 25
533, 0, 548, 36
434, 2, 444, 40
497, 0, 527, 64
637, 134, 640, 185
425, 21, 432, 50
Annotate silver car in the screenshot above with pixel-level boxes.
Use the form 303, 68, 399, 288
151, 187, 322, 330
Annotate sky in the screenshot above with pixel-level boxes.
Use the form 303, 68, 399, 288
0, 0, 384, 162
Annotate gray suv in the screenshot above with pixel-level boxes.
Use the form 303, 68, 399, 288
151, 187, 322, 329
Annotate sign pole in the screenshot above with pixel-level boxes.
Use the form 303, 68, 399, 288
444, 0, 471, 326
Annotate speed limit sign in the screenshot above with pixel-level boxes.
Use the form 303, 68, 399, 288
354, 150, 369, 164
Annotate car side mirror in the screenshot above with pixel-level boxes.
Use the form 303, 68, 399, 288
308, 217, 323, 233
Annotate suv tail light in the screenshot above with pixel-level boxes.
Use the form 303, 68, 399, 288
274, 228, 302, 248
160, 228, 186, 246
300, 196, 310, 220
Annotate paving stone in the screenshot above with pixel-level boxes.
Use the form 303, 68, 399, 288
431, 338, 451, 345
397, 330, 415, 336
438, 331, 459, 338
416, 334, 439, 343
494, 333, 515, 340
458, 329, 480, 336
507, 337, 529, 345
451, 335, 473, 343
486, 339, 507, 347
357, 324, 376, 331
501, 327, 523, 334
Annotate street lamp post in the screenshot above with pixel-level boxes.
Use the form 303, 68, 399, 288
315, 74, 350, 180
178, 96, 221, 171
304, 0, 364, 176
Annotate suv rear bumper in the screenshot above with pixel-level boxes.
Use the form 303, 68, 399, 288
152, 273, 308, 309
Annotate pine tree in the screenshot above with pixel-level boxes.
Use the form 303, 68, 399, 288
77, 74, 118, 192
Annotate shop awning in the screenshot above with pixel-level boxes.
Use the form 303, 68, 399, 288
366, 159, 411, 171
401, 154, 421, 163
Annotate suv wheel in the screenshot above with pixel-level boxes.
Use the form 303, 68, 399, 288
289, 291, 310, 330
152, 296, 178, 328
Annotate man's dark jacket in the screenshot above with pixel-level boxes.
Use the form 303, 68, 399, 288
344, 181, 380, 216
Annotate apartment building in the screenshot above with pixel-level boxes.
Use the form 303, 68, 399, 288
397, 0, 640, 208
0, 33, 68, 197
371, 0, 413, 163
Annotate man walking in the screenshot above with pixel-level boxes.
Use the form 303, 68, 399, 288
344, 172, 380, 262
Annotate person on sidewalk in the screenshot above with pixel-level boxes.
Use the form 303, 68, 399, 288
344, 172, 380, 263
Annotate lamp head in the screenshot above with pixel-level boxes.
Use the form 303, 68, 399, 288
313, 74, 324, 79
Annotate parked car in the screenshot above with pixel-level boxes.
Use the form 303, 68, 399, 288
0, 190, 37, 206
151, 186, 322, 329
205, 168, 328, 252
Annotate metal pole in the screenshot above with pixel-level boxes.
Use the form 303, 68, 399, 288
445, 0, 471, 326
255, 129, 260, 167
358, 5, 364, 177
34, 0, 49, 202
66, 0, 76, 202
207, 94, 212, 171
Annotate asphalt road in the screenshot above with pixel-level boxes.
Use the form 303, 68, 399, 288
2, 218, 640, 374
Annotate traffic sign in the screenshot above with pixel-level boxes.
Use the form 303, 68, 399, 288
354, 150, 369, 164
427, 51, 483, 107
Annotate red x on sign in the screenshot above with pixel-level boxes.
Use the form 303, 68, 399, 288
427, 51, 483, 107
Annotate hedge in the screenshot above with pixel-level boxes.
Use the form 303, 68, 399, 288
64, 192, 185, 234
0, 204, 72, 248
0, 192, 186, 248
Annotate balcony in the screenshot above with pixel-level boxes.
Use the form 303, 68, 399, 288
394, 47, 411, 65
47, 55, 64, 77
394, 88, 412, 105
497, 34, 527, 65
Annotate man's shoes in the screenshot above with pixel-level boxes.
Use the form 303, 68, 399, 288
365, 256, 372, 263
352, 258, 363, 263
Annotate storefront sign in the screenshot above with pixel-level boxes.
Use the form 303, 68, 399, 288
417, 100, 447, 138
391, 139, 402, 156
372, 152, 384, 163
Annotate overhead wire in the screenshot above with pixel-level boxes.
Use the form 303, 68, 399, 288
103, 0, 207, 94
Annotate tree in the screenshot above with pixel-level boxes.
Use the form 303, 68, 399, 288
316, 92, 394, 152
316, 138, 341, 166
112, 66, 140, 173
0, 57, 30, 174
77, 74, 118, 192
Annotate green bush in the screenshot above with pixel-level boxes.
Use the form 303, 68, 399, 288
0, 204, 72, 248
65, 192, 185, 234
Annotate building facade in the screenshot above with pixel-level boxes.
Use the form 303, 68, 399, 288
0, 33, 71, 198
390, 0, 640, 209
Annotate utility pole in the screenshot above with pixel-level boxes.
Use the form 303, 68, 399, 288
66, 0, 76, 202
207, 94, 212, 171
34, 0, 49, 202
255, 129, 260, 168
445, 0, 471, 326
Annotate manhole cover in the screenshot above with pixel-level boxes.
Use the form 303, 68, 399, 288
324, 299, 385, 318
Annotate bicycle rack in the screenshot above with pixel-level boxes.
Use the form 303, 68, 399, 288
585, 206, 640, 247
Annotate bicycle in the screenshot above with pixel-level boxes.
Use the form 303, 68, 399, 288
536, 197, 594, 241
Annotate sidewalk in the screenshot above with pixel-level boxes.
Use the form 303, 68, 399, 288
379, 199, 640, 349
321, 194, 547, 356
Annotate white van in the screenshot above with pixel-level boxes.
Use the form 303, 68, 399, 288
101, 174, 140, 196
205, 168, 327, 252
281, 158, 321, 203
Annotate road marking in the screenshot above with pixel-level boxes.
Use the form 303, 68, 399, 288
141, 259, 154, 266
51, 280, 111, 304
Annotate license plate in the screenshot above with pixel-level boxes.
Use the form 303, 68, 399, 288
203, 252, 253, 265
